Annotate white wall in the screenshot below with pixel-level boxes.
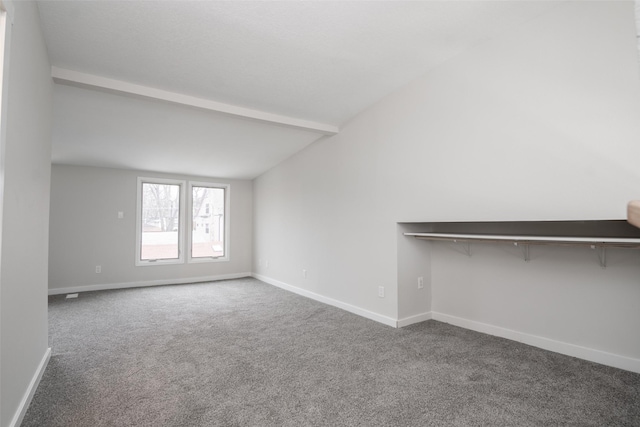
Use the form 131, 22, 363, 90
0, 1, 52, 426
253, 1, 640, 370
49, 165, 253, 293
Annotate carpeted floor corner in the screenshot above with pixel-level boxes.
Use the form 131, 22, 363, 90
22, 278, 640, 426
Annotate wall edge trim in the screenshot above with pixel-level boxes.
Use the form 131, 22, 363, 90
397, 312, 432, 328
252, 273, 398, 328
48, 272, 252, 295
432, 311, 640, 373
9, 347, 51, 427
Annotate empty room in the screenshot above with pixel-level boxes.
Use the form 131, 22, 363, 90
1, 0, 640, 426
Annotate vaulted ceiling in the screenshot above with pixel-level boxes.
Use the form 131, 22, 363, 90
37, 1, 561, 179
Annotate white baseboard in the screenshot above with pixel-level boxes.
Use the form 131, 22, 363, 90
48, 272, 252, 295
252, 273, 398, 328
49, 272, 639, 373
9, 347, 51, 427
432, 312, 640, 374
397, 312, 432, 328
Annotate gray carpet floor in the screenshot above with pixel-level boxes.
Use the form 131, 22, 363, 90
23, 278, 640, 426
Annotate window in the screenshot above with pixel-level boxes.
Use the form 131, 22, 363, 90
189, 182, 228, 261
136, 177, 229, 266
136, 178, 185, 266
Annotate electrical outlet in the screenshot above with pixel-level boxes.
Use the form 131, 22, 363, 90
303, 269, 307, 278
418, 276, 424, 289
95, 265, 101, 274
265, 260, 269, 268
258, 259, 262, 267
378, 286, 385, 298
117, 211, 124, 219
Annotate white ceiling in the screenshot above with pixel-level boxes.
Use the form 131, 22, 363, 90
37, 0, 562, 179
52, 84, 325, 179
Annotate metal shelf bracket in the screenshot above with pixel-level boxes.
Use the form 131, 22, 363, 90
452, 239, 471, 257
591, 245, 607, 268
514, 242, 530, 262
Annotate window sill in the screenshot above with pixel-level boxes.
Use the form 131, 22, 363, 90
136, 258, 184, 267
188, 256, 229, 264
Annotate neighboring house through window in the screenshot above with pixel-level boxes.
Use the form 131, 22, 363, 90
189, 182, 228, 262
136, 177, 229, 266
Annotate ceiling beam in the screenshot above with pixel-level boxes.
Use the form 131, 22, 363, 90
51, 67, 339, 136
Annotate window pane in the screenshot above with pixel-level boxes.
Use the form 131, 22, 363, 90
141, 183, 180, 260
192, 186, 225, 258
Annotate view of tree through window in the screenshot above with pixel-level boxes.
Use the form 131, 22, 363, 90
141, 182, 181, 260
192, 186, 225, 258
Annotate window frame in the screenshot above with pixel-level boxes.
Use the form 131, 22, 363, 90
135, 177, 186, 267
187, 181, 230, 263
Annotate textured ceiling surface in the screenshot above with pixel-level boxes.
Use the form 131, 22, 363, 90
38, 1, 562, 179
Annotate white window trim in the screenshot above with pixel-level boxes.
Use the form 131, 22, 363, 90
187, 181, 230, 263
136, 177, 186, 267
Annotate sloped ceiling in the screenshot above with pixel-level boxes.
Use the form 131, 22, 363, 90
37, 1, 562, 179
